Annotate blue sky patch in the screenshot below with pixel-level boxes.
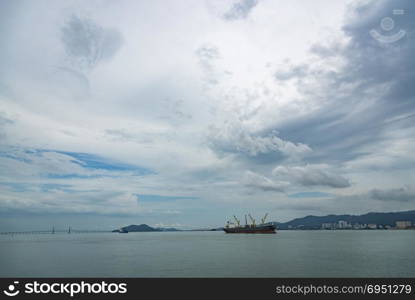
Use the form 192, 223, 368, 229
56, 151, 154, 174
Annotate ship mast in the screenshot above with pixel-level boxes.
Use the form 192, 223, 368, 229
248, 214, 256, 227
233, 216, 241, 228
261, 213, 268, 224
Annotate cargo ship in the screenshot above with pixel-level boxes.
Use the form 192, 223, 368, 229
223, 213, 276, 234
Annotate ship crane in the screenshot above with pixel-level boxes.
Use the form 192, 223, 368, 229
233, 216, 241, 228
261, 213, 268, 224
248, 214, 256, 227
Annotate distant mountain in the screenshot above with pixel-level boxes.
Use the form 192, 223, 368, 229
112, 224, 181, 232
275, 210, 415, 229
113, 224, 160, 232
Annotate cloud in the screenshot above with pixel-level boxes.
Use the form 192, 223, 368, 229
136, 194, 198, 202
153, 222, 185, 228
0, 111, 14, 140
272, 164, 351, 188
223, 0, 258, 21
208, 121, 312, 159
0, 147, 153, 180
61, 14, 123, 72
105, 129, 138, 142
0, 111, 14, 126
274, 64, 309, 81
370, 186, 415, 202
0, 190, 140, 216
243, 171, 288, 192
0, 0, 414, 228
271, 0, 415, 169
56, 151, 153, 174
288, 192, 333, 198
195, 44, 221, 85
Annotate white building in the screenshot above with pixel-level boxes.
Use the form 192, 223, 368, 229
367, 224, 377, 229
322, 223, 334, 230
338, 220, 351, 229
352, 223, 363, 229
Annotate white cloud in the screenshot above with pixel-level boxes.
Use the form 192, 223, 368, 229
243, 170, 289, 192
272, 164, 351, 188
370, 186, 415, 203
208, 120, 312, 159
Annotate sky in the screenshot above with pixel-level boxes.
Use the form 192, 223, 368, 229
0, 0, 414, 231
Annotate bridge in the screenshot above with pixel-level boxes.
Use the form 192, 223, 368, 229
0, 228, 112, 235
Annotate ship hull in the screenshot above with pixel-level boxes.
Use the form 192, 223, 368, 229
223, 225, 276, 234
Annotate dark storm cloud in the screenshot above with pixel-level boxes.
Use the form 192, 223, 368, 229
223, 0, 259, 21
273, 0, 415, 166
341, 0, 415, 105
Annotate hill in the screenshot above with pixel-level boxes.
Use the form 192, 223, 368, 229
112, 224, 160, 232
276, 210, 415, 229
112, 224, 181, 232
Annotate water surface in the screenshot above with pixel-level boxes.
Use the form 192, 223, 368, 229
1, 230, 414, 277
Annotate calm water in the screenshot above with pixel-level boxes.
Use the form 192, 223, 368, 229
1, 230, 414, 277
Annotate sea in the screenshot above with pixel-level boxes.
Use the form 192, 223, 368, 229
1, 230, 414, 277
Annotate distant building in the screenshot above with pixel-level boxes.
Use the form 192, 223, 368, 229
322, 223, 334, 230
352, 223, 364, 229
367, 224, 377, 229
338, 220, 351, 229
396, 221, 412, 229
